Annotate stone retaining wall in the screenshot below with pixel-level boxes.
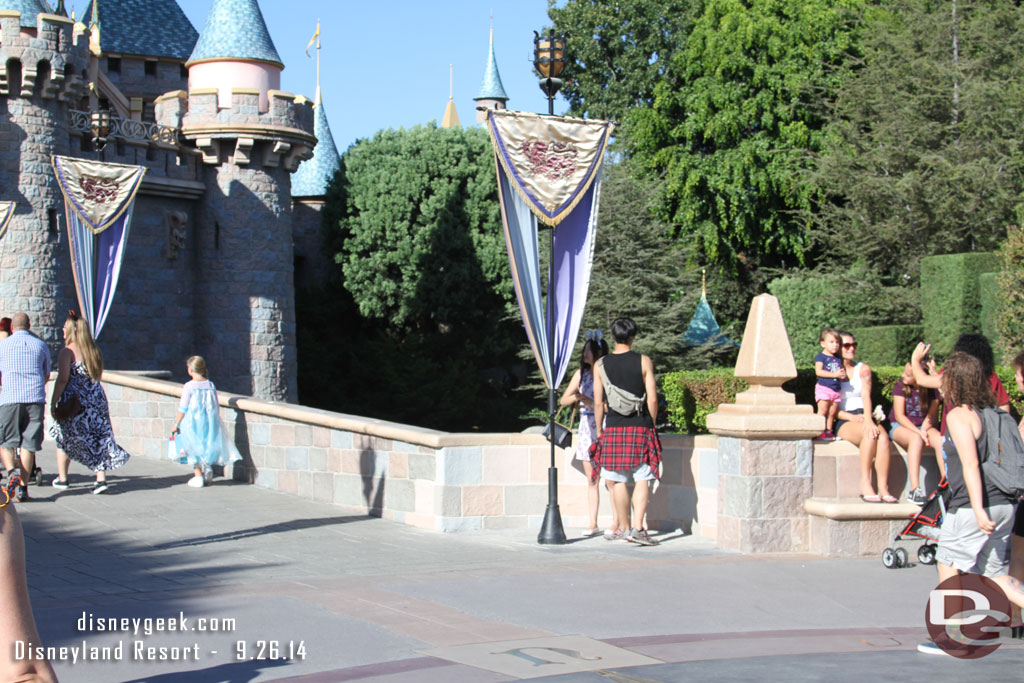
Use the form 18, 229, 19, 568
79, 372, 713, 536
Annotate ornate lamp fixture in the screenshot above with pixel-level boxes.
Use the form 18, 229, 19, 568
533, 29, 566, 115
89, 109, 112, 152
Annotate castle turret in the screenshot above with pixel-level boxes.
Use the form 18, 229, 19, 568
186, 0, 282, 113
0, 5, 88, 346
158, 0, 314, 402
473, 25, 508, 124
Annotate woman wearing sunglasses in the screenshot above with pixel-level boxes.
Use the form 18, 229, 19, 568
835, 331, 897, 503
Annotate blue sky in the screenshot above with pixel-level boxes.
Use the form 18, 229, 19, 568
71, 1, 568, 154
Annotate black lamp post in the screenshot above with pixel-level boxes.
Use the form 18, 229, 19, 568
534, 29, 568, 546
89, 109, 111, 156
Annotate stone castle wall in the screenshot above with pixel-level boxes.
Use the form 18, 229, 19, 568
0, 13, 317, 401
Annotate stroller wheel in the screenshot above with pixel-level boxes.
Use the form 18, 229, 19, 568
918, 544, 937, 565
882, 547, 897, 569
32, 467, 43, 487
894, 547, 909, 568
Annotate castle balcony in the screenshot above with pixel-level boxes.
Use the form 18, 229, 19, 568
68, 108, 180, 147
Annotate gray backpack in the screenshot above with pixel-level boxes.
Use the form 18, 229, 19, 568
980, 407, 1024, 499
595, 357, 645, 416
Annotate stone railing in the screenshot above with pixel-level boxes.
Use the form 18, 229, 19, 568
68, 372, 713, 536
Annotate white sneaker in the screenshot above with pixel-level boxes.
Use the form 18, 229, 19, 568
91, 481, 108, 495
917, 641, 952, 656
187, 475, 205, 488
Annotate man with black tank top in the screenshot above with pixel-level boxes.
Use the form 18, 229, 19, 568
592, 318, 662, 546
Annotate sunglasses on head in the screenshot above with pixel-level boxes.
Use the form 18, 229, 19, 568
67, 309, 78, 322
842, 342, 857, 349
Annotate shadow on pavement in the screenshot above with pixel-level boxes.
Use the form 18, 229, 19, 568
120, 658, 292, 682
150, 515, 376, 550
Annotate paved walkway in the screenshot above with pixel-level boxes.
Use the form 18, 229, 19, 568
15, 444, 1024, 682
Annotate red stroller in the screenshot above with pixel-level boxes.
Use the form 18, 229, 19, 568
881, 477, 948, 569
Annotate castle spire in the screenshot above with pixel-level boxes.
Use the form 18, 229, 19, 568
473, 16, 508, 124
442, 64, 460, 128
294, 21, 340, 198
187, 0, 283, 68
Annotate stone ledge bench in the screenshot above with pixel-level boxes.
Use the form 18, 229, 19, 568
806, 437, 943, 556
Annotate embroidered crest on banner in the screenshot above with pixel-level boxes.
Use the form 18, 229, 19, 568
488, 110, 613, 226
50, 156, 147, 235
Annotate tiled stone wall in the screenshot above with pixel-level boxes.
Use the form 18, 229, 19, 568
93, 372, 709, 535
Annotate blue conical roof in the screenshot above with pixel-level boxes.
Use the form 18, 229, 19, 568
187, 0, 282, 67
82, 0, 198, 60
292, 98, 341, 198
683, 296, 736, 347
0, 0, 54, 27
474, 32, 508, 101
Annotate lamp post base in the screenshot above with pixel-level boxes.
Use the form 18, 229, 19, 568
537, 467, 566, 544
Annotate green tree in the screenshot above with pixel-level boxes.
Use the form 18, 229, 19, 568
581, 160, 735, 372
625, 0, 866, 278
548, 0, 701, 122
813, 0, 1024, 286
299, 124, 533, 431
338, 124, 511, 333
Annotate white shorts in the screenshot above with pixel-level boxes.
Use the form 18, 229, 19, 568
936, 503, 1014, 578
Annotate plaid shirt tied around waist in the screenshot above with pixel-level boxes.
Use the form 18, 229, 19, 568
588, 425, 662, 482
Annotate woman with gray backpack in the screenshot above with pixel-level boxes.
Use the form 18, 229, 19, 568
911, 345, 1024, 654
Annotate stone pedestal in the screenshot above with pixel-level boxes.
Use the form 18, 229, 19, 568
707, 294, 822, 553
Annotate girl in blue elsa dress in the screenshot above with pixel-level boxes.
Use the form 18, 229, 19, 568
169, 356, 240, 488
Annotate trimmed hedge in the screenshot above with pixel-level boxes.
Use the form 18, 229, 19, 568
659, 364, 1024, 434
979, 271, 1002, 365
848, 325, 922, 367
920, 252, 998, 358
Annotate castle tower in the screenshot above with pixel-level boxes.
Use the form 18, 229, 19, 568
473, 24, 508, 124
291, 35, 340, 292
162, 0, 314, 402
0, 3, 88, 346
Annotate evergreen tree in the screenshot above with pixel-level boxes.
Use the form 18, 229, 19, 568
813, 0, 1024, 287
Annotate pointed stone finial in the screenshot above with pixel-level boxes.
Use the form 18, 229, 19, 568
706, 294, 822, 438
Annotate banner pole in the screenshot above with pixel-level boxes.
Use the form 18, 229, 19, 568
538, 223, 566, 544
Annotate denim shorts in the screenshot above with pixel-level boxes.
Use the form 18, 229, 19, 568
600, 462, 655, 483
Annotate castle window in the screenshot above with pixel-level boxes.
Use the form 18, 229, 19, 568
107, 57, 120, 73
145, 61, 157, 77
47, 208, 58, 239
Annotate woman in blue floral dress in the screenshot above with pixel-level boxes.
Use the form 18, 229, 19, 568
49, 312, 130, 494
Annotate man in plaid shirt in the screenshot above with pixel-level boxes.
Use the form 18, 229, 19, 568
592, 317, 662, 546
0, 313, 51, 502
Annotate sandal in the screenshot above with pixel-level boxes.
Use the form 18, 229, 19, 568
881, 494, 899, 504
859, 494, 882, 503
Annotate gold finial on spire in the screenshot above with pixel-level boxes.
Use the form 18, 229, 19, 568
490, 9, 494, 44
442, 65, 460, 127
702, 269, 707, 299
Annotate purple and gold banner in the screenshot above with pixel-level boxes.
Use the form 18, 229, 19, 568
488, 110, 612, 389
52, 156, 147, 339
